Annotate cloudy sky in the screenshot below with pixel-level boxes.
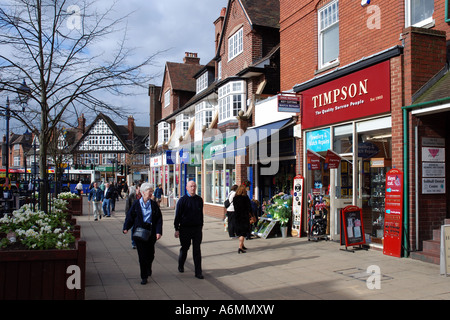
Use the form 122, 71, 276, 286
99, 0, 229, 127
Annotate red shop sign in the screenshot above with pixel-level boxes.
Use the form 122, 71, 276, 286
383, 169, 404, 258
301, 61, 391, 129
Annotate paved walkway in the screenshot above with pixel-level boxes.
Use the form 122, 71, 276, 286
77, 196, 450, 300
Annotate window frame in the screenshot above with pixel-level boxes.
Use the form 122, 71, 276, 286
164, 89, 171, 108
228, 28, 243, 61
196, 72, 208, 93
318, 0, 339, 70
405, 0, 434, 27
218, 80, 246, 123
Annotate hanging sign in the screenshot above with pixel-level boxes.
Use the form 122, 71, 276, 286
292, 175, 304, 237
383, 168, 404, 257
325, 149, 341, 169
278, 94, 301, 112
340, 206, 365, 247
307, 149, 322, 170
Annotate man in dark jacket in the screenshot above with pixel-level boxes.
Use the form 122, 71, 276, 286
174, 180, 204, 279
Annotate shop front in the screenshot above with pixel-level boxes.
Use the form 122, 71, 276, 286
296, 60, 393, 247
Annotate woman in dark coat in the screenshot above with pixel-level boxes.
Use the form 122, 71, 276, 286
123, 183, 163, 284
232, 184, 252, 253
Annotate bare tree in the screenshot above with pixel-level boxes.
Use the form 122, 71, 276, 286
0, 0, 158, 212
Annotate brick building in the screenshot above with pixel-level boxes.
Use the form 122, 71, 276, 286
280, 0, 450, 261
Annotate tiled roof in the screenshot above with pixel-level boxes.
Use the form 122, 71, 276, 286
166, 62, 204, 92
414, 70, 450, 104
240, 0, 280, 29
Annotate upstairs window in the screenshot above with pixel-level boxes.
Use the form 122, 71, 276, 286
196, 72, 208, 93
157, 122, 170, 146
164, 89, 170, 108
318, 0, 339, 69
228, 28, 243, 61
406, 0, 434, 27
218, 80, 246, 123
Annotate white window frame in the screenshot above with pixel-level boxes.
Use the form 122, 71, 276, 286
194, 102, 214, 141
318, 0, 339, 70
196, 72, 208, 93
176, 114, 190, 140
228, 28, 243, 61
405, 0, 434, 27
218, 80, 246, 123
164, 89, 170, 108
157, 122, 170, 146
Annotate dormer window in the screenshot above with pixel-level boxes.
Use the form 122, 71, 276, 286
164, 89, 170, 108
218, 80, 246, 123
157, 122, 170, 146
196, 71, 208, 93
228, 28, 243, 61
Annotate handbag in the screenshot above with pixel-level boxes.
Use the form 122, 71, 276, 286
224, 199, 231, 208
133, 226, 152, 242
249, 215, 257, 224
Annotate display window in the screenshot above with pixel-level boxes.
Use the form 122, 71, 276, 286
204, 158, 235, 205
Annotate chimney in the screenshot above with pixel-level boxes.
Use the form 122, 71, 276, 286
77, 114, 86, 140
214, 7, 226, 52
183, 52, 200, 65
128, 115, 135, 141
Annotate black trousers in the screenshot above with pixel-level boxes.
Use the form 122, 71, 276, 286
135, 237, 156, 280
226, 211, 236, 237
178, 226, 202, 276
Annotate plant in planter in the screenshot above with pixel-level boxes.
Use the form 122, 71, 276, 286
0, 204, 75, 250
266, 192, 293, 227
57, 192, 80, 200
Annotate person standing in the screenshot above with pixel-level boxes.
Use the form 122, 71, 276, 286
102, 182, 113, 217
174, 180, 204, 279
88, 182, 104, 221
154, 184, 163, 206
232, 185, 252, 254
75, 181, 83, 196
126, 183, 141, 249
123, 183, 162, 285
226, 185, 238, 238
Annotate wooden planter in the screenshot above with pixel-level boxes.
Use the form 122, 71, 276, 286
66, 197, 83, 216
0, 240, 86, 300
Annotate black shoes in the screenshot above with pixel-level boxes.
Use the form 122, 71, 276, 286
178, 266, 184, 273
195, 274, 204, 279
238, 248, 246, 254
141, 278, 148, 285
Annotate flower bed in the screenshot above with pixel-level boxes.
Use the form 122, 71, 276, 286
0, 201, 85, 299
58, 192, 83, 216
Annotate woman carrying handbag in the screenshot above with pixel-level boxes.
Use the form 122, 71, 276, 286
123, 183, 163, 285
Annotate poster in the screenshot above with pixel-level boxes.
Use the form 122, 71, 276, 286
341, 206, 365, 247
383, 168, 403, 257
292, 175, 304, 237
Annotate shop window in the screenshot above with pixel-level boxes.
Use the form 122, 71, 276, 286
405, 0, 434, 27
204, 159, 236, 205
318, 0, 339, 69
205, 160, 213, 203
333, 124, 353, 155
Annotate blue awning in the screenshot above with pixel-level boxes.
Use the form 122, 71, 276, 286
234, 118, 293, 156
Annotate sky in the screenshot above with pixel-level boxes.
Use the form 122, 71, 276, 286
2, 0, 229, 134
96, 0, 229, 128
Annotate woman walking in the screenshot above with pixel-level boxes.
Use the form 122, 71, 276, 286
232, 184, 252, 253
123, 183, 162, 285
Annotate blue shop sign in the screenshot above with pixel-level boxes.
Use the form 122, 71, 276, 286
306, 128, 331, 152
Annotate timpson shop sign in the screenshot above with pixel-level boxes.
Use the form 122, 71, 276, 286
301, 61, 391, 130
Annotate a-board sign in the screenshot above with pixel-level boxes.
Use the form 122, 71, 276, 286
383, 168, 403, 257
292, 175, 304, 237
341, 205, 365, 247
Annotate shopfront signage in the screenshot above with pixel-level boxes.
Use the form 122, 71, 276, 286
151, 155, 162, 167
301, 61, 391, 129
306, 128, 331, 152
422, 147, 445, 162
325, 149, 341, 169
383, 168, 404, 258
278, 94, 301, 113
307, 149, 322, 170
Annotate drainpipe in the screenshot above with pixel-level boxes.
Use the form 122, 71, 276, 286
402, 96, 450, 258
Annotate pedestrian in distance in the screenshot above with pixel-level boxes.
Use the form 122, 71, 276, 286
102, 182, 113, 217
154, 184, 163, 206
125, 183, 141, 249
232, 184, 252, 254
174, 180, 204, 279
88, 182, 104, 221
123, 183, 162, 285
226, 184, 238, 238
75, 181, 83, 196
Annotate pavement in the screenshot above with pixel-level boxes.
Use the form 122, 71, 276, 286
77, 195, 450, 301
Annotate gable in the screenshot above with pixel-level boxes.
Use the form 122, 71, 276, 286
76, 118, 126, 152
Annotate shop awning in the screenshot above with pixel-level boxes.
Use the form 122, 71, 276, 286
203, 135, 237, 160
234, 117, 294, 156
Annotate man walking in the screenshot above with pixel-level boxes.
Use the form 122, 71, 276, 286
102, 182, 113, 217
174, 180, 204, 279
88, 182, 104, 221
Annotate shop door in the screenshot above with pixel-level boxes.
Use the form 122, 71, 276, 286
329, 156, 363, 240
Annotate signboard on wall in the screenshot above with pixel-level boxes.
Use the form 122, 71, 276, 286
301, 61, 391, 130
383, 168, 404, 258
278, 94, 301, 112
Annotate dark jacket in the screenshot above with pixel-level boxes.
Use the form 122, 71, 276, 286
174, 194, 203, 231
104, 187, 114, 200
233, 195, 251, 236
88, 187, 104, 202
123, 199, 163, 237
